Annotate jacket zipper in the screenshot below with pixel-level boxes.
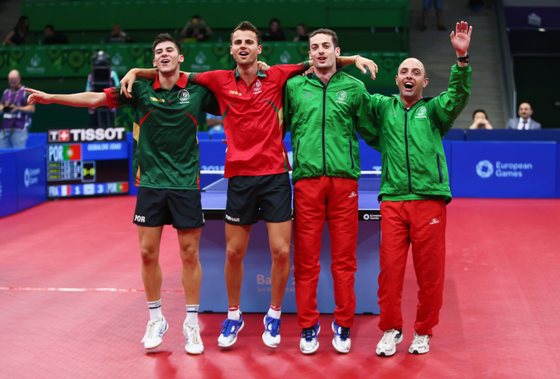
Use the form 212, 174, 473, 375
321, 85, 327, 175
404, 108, 412, 193
349, 136, 354, 169
295, 140, 300, 169
436, 154, 443, 183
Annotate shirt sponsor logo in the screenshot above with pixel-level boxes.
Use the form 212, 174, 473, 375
178, 89, 190, 104
336, 90, 347, 103
416, 106, 427, 119
229, 90, 242, 96
150, 96, 165, 103
429, 218, 440, 225
253, 80, 262, 94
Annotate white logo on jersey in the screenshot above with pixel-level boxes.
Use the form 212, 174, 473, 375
253, 80, 262, 94
178, 89, 190, 104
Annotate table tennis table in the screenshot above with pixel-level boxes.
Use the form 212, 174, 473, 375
197, 175, 381, 314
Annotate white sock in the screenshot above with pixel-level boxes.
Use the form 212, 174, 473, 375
228, 306, 240, 320
185, 304, 199, 326
267, 305, 281, 319
147, 299, 163, 321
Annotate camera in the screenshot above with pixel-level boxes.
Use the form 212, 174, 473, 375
3, 104, 14, 113
477, 122, 485, 128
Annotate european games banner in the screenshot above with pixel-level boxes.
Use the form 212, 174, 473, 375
451, 141, 557, 198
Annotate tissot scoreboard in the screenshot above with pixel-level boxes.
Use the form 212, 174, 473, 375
47, 127, 129, 198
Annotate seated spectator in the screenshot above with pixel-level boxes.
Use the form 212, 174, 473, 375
506, 102, 541, 130
43, 25, 68, 45
180, 15, 212, 42
293, 23, 309, 42
108, 24, 132, 43
468, 109, 493, 129
3, 16, 29, 46
262, 18, 286, 41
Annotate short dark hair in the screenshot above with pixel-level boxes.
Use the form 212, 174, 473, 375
231, 21, 261, 44
472, 109, 488, 120
152, 33, 181, 54
309, 28, 339, 48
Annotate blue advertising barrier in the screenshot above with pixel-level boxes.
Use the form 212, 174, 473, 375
0, 150, 18, 216
199, 214, 380, 314
451, 141, 557, 198
0, 145, 46, 216
465, 129, 560, 142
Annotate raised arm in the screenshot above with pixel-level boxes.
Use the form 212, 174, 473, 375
450, 20, 472, 67
26, 88, 108, 108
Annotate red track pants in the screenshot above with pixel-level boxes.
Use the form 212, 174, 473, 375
378, 199, 447, 336
293, 177, 358, 328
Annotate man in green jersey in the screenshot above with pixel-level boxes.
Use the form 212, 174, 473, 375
27, 33, 219, 355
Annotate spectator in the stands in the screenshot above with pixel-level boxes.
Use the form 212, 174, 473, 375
180, 15, 212, 42
293, 23, 309, 42
507, 102, 541, 130
3, 16, 29, 46
468, 109, 493, 129
43, 25, 68, 45
421, 0, 446, 31
108, 24, 132, 43
263, 18, 286, 41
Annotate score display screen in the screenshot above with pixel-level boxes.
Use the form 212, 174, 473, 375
47, 127, 129, 198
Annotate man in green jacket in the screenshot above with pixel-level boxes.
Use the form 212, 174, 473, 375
374, 21, 472, 357
284, 28, 377, 355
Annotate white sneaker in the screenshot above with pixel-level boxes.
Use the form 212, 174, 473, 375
376, 329, 403, 357
299, 324, 320, 355
141, 317, 169, 350
408, 332, 430, 354
183, 322, 204, 355
331, 321, 351, 354
262, 315, 281, 348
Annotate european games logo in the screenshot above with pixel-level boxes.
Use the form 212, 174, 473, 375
476, 160, 494, 179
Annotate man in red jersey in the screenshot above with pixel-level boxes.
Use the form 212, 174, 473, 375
120, 21, 377, 350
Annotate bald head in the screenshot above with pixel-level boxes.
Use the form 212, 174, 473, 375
395, 57, 429, 107
8, 70, 21, 89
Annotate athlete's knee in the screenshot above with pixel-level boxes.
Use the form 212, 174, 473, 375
270, 244, 290, 265
140, 246, 158, 265
225, 245, 246, 263
180, 245, 200, 266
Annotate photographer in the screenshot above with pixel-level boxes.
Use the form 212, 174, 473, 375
1, 70, 35, 148
468, 109, 493, 130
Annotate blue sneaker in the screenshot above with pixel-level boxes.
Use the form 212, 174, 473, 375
262, 315, 281, 348
331, 321, 351, 353
217, 316, 244, 348
299, 324, 320, 354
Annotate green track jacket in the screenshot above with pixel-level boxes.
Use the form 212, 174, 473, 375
284, 71, 377, 183
371, 64, 471, 202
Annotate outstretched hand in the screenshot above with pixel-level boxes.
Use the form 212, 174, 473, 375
25, 88, 51, 105
450, 21, 472, 56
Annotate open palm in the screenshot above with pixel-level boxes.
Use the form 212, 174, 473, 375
450, 21, 472, 56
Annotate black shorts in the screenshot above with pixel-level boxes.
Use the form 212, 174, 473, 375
133, 187, 204, 229
225, 173, 292, 225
